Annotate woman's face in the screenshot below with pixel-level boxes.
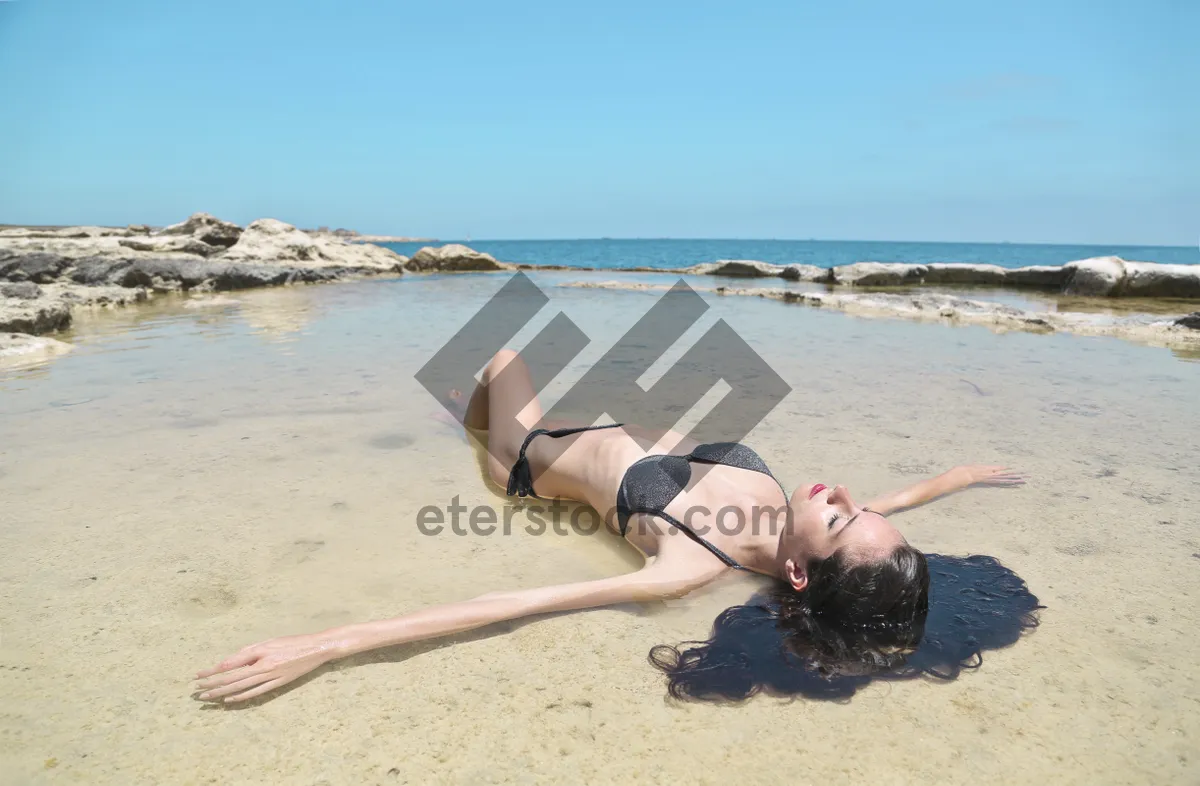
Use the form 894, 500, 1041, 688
781, 483, 905, 591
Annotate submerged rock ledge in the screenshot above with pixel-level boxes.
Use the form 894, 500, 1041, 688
561, 279, 1200, 353
0, 331, 74, 370
503, 255, 1200, 300
669, 256, 1200, 299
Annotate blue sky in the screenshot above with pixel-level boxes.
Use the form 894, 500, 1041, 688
0, 0, 1195, 244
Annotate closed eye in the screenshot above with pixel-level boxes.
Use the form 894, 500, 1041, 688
827, 513, 843, 530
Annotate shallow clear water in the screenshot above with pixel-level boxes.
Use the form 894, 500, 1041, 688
382, 238, 1200, 269
2, 274, 1198, 783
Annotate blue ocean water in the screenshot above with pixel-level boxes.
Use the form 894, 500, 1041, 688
381, 238, 1199, 270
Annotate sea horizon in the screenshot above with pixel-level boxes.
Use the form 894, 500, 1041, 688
395, 236, 1195, 247
381, 237, 1200, 270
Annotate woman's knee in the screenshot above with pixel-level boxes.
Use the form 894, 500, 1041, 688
483, 349, 529, 384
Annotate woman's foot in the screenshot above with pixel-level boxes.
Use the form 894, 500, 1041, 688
428, 389, 467, 422
429, 390, 470, 443
443, 389, 468, 423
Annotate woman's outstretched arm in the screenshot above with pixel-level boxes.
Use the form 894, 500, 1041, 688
194, 560, 719, 703
865, 465, 1025, 516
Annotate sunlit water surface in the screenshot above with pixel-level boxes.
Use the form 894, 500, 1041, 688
2, 273, 1197, 784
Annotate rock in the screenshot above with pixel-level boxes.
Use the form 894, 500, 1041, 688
564, 280, 1200, 352
0, 227, 66, 239
780, 264, 830, 282
1, 238, 104, 264
1063, 256, 1127, 296
70, 256, 213, 289
831, 262, 928, 286
0, 235, 161, 264
183, 296, 241, 309
697, 260, 786, 278
84, 257, 298, 291
127, 224, 152, 234
211, 263, 295, 290
0, 294, 72, 334
0, 333, 73, 368
1, 252, 72, 283
922, 263, 1008, 286
67, 250, 398, 293
69, 257, 135, 286
919, 294, 1024, 317
616, 266, 672, 273
159, 212, 243, 248
0, 226, 133, 240
514, 263, 578, 271
211, 262, 368, 290
47, 283, 148, 309
117, 258, 224, 290
1, 282, 150, 336
1176, 312, 1200, 330
1006, 266, 1068, 289
1, 282, 43, 300
220, 218, 405, 271
119, 236, 221, 257
219, 218, 322, 262
1121, 263, 1200, 299
404, 244, 505, 272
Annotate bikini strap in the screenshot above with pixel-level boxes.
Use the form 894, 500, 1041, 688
639, 509, 747, 571
506, 423, 625, 498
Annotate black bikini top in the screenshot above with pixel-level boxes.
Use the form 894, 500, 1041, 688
507, 424, 787, 571
615, 442, 788, 570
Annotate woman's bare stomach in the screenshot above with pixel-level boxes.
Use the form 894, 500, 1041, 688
524, 422, 782, 558
525, 422, 694, 521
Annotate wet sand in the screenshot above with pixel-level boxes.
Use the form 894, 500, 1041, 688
2, 274, 1198, 784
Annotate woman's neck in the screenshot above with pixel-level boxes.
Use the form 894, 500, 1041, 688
732, 510, 789, 579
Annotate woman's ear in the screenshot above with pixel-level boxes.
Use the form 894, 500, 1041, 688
784, 558, 808, 592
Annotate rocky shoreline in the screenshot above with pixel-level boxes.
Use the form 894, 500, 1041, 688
3, 213, 1198, 364
537, 256, 1198, 299
562, 279, 1200, 354
0, 212, 520, 364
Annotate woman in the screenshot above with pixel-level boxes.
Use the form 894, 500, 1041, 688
196, 349, 1037, 704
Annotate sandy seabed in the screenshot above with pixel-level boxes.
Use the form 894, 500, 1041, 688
1, 273, 1197, 784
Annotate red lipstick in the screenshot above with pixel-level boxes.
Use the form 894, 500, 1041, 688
808, 483, 827, 500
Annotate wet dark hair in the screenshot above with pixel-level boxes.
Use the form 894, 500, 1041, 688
649, 551, 1041, 702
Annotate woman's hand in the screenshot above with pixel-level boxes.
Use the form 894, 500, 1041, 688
867, 465, 1027, 515
955, 465, 1026, 487
195, 633, 340, 704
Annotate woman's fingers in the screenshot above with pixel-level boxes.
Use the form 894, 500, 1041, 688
197, 671, 275, 701
196, 648, 259, 679
962, 465, 1026, 486
224, 677, 287, 704
195, 663, 268, 692
982, 467, 1026, 485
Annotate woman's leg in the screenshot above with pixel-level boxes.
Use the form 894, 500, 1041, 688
461, 350, 546, 487
460, 373, 491, 431
453, 349, 605, 501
